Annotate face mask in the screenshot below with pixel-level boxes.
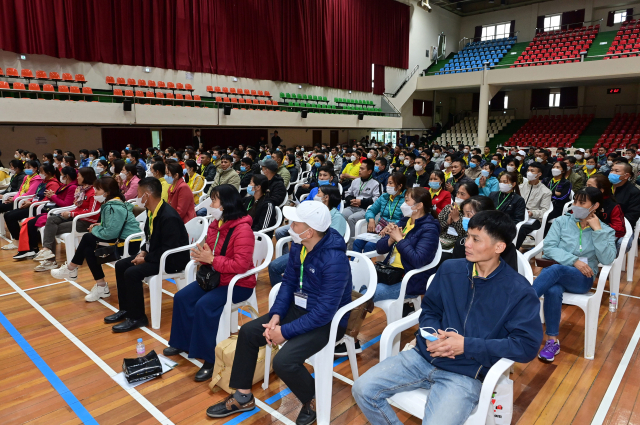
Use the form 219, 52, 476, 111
584, 153, 590, 158
399, 156, 405, 161
374, 165, 380, 173
491, 160, 498, 166
400, 202, 414, 217
288, 226, 310, 244
164, 174, 174, 184
301, 148, 305, 152
350, 155, 357, 162
608, 173, 621, 185
575, 155, 583, 160
429, 181, 440, 190
402, 159, 409, 167
551, 168, 562, 177
314, 162, 321, 168
53, 154, 58, 158
94, 194, 106, 203
184, 155, 189, 160
480, 170, 490, 178
414, 164, 423, 172
313, 195, 323, 203
125, 158, 131, 164
14, 154, 20, 159
259, 148, 264, 152
264, 155, 272, 160
462, 217, 470, 232
463, 149, 469, 154
135, 193, 148, 208
434, 153, 440, 158
586, 164, 595, 170
240, 166, 247, 172
454, 197, 464, 205
386, 186, 397, 196
506, 165, 516, 173
318, 178, 332, 186
24, 169, 34, 175
526, 172, 539, 181
60, 176, 66, 183
499, 183, 513, 193
110, 166, 115, 174
39, 173, 46, 179
572, 205, 593, 220
342, 150, 347, 154
207, 206, 223, 220
247, 185, 255, 196
146, 169, 153, 177
443, 161, 451, 168
212, 155, 218, 160
535, 157, 543, 163
516, 156, 523, 161
284, 160, 289, 166
626, 155, 633, 160
367, 153, 373, 158
96, 167, 104, 174
296, 149, 300, 153
227, 150, 231, 154
607, 160, 613, 166
410, 145, 415, 149
119, 172, 127, 181
469, 162, 477, 169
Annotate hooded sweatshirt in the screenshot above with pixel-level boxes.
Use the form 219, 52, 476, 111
92, 199, 141, 241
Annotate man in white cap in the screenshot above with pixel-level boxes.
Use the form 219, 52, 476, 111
206, 201, 353, 425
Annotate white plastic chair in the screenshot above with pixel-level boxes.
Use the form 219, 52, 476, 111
516, 250, 533, 284
609, 218, 632, 295
145, 217, 209, 329
625, 218, 640, 282
185, 232, 273, 342
378, 309, 514, 425
525, 202, 554, 257
513, 210, 529, 246
262, 251, 377, 425
256, 206, 283, 236
0, 192, 21, 237
36, 205, 101, 260
524, 241, 614, 359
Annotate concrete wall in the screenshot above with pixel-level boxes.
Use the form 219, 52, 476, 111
0, 126, 102, 158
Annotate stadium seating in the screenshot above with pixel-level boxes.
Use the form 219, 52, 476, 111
435, 116, 514, 144
508, 114, 594, 148
438, 37, 517, 74
594, 113, 640, 152
605, 19, 640, 58
513, 25, 599, 67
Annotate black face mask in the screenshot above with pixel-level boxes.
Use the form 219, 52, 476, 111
453, 170, 464, 179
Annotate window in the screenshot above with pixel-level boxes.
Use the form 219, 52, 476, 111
544, 14, 561, 32
151, 130, 161, 149
372, 64, 375, 89
481, 22, 511, 41
549, 89, 561, 107
614, 10, 628, 24
504, 94, 509, 110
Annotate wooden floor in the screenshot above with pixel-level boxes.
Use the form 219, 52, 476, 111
1, 235, 640, 425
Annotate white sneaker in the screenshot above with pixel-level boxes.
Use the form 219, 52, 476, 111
34, 260, 58, 272
1, 242, 17, 250
50, 263, 78, 280
33, 248, 55, 261
85, 283, 110, 302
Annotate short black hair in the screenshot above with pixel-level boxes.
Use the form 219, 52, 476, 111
209, 184, 248, 222
468, 210, 516, 244
78, 167, 97, 185
452, 159, 466, 168
377, 157, 388, 168
241, 157, 253, 166
152, 162, 166, 175
318, 185, 341, 210
10, 159, 24, 170
362, 158, 375, 171
139, 177, 162, 198
527, 162, 543, 173
220, 154, 233, 163
166, 162, 182, 177
60, 166, 77, 181
460, 196, 495, 215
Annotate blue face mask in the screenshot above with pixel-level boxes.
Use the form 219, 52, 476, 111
314, 162, 321, 168
469, 162, 477, 168
125, 158, 131, 164
480, 170, 490, 178
265, 155, 272, 160
374, 166, 380, 172
428, 181, 441, 190
608, 173, 621, 185
240, 166, 247, 172
212, 155, 218, 160
586, 164, 595, 170
462, 217, 470, 232
318, 179, 330, 186
182, 168, 187, 175
491, 160, 498, 166
247, 185, 255, 196
165, 175, 174, 185
24, 169, 34, 175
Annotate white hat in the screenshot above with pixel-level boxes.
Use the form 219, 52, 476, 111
576, 148, 585, 153
283, 202, 332, 232
517, 150, 526, 156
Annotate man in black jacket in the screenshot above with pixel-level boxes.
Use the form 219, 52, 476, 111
271, 130, 282, 150
199, 152, 217, 191
260, 158, 287, 207
1, 159, 26, 195
105, 178, 190, 333
610, 162, 640, 250
192, 129, 202, 149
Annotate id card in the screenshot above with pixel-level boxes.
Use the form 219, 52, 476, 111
578, 257, 589, 265
413, 183, 420, 188
294, 291, 308, 309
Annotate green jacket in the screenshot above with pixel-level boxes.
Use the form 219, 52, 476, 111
92, 199, 141, 241
210, 167, 240, 191
567, 170, 584, 192
277, 165, 291, 188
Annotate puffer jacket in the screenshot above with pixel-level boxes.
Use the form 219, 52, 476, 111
270, 227, 352, 340
375, 214, 441, 296
211, 167, 241, 190
92, 199, 141, 241
475, 176, 499, 197
543, 214, 617, 276
364, 190, 405, 224
518, 181, 552, 220
208, 215, 256, 288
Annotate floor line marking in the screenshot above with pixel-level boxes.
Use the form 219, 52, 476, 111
592, 319, 640, 425
0, 280, 67, 298
0, 270, 174, 425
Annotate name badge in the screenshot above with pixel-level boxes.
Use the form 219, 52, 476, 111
294, 291, 308, 309
413, 183, 420, 188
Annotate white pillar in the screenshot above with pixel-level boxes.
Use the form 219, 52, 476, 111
478, 83, 490, 148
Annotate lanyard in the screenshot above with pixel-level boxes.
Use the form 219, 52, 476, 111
576, 222, 589, 252
497, 192, 512, 209
549, 178, 561, 192
246, 198, 254, 211
358, 177, 369, 196
299, 246, 307, 290
387, 195, 401, 218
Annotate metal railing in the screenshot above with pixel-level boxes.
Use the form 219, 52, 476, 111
386, 64, 420, 98
534, 18, 603, 34
530, 105, 597, 116
614, 104, 640, 115
458, 31, 519, 51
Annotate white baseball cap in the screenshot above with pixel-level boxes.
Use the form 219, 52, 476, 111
517, 150, 526, 156
283, 202, 332, 232
576, 148, 585, 153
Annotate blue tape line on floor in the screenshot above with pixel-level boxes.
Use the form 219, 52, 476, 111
239, 309, 252, 318
0, 311, 98, 425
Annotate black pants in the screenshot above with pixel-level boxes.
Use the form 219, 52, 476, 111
71, 233, 141, 281
229, 303, 345, 404
515, 219, 541, 249
115, 256, 160, 320
0, 202, 15, 214
294, 186, 311, 202
5, 208, 30, 240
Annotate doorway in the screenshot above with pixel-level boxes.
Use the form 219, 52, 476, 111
313, 130, 322, 146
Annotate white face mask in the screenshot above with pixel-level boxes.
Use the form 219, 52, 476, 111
607, 160, 613, 166
516, 156, 523, 161
386, 185, 397, 195
60, 175, 66, 183
463, 149, 469, 154
499, 183, 513, 193
551, 168, 562, 177
39, 173, 46, 179
367, 153, 373, 158
94, 194, 106, 203
434, 153, 440, 158
575, 154, 583, 160
414, 164, 423, 172
207, 205, 223, 220
96, 167, 104, 174
288, 225, 310, 244
135, 193, 148, 208
119, 172, 127, 181
313, 195, 323, 203
14, 154, 20, 159
443, 161, 451, 168
399, 156, 405, 161
110, 166, 115, 174
350, 155, 357, 162
506, 165, 515, 173
527, 172, 539, 181
454, 197, 464, 205
535, 157, 543, 163
400, 202, 414, 217
402, 159, 409, 167
584, 153, 590, 158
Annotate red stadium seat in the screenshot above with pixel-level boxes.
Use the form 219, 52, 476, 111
166, 93, 174, 99
148, 80, 157, 88
106, 76, 115, 85
137, 79, 147, 87
62, 73, 73, 81
157, 81, 166, 89
113, 88, 123, 96
146, 91, 155, 98
35, 70, 47, 79
75, 74, 87, 83
176, 93, 184, 100
6, 68, 19, 77
43, 84, 54, 92
167, 82, 175, 89
135, 90, 144, 97
156, 92, 165, 99
28, 83, 40, 91
58, 85, 69, 93
117, 77, 126, 85
185, 84, 193, 91
124, 89, 134, 97
82, 87, 93, 94
13, 82, 25, 90
206, 86, 214, 93
127, 78, 137, 86
176, 83, 184, 90
21, 69, 34, 78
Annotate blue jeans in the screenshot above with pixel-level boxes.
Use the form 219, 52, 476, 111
352, 348, 482, 425
268, 254, 289, 286
353, 239, 377, 254
532, 264, 593, 337
276, 225, 291, 254
196, 208, 207, 217
359, 282, 406, 303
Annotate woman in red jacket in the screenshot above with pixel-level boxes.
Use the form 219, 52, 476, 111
428, 170, 452, 214
587, 174, 626, 239
33, 167, 101, 267
166, 162, 196, 224
164, 184, 256, 382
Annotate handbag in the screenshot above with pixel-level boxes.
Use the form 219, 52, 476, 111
374, 217, 389, 234
122, 350, 162, 383
94, 208, 130, 265
196, 227, 235, 291
374, 244, 405, 285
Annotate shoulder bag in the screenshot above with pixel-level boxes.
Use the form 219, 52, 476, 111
374, 242, 405, 285
196, 227, 235, 291
94, 207, 130, 265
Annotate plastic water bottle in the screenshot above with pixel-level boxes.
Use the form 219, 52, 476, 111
136, 338, 146, 357
609, 293, 618, 313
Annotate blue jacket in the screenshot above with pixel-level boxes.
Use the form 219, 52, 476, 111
303, 182, 337, 202
271, 227, 353, 340
376, 214, 441, 295
373, 170, 390, 187
416, 259, 543, 380
364, 191, 405, 223
475, 176, 499, 197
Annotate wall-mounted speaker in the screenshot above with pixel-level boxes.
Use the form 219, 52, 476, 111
123, 99, 132, 112
224, 105, 232, 115
358, 113, 364, 120
301, 110, 308, 118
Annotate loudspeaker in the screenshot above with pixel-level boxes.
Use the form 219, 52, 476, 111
123, 99, 132, 112
223, 105, 232, 115
358, 113, 364, 120
301, 110, 308, 118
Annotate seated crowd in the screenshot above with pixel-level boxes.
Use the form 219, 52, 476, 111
1, 138, 638, 425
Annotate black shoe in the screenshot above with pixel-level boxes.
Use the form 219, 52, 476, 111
163, 346, 182, 357
104, 310, 128, 324
402, 302, 416, 318
206, 393, 255, 418
296, 399, 317, 425
112, 316, 148, 333
195, 365, 214, 382
13, 250, 36, 260
334, 341, 362, 357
